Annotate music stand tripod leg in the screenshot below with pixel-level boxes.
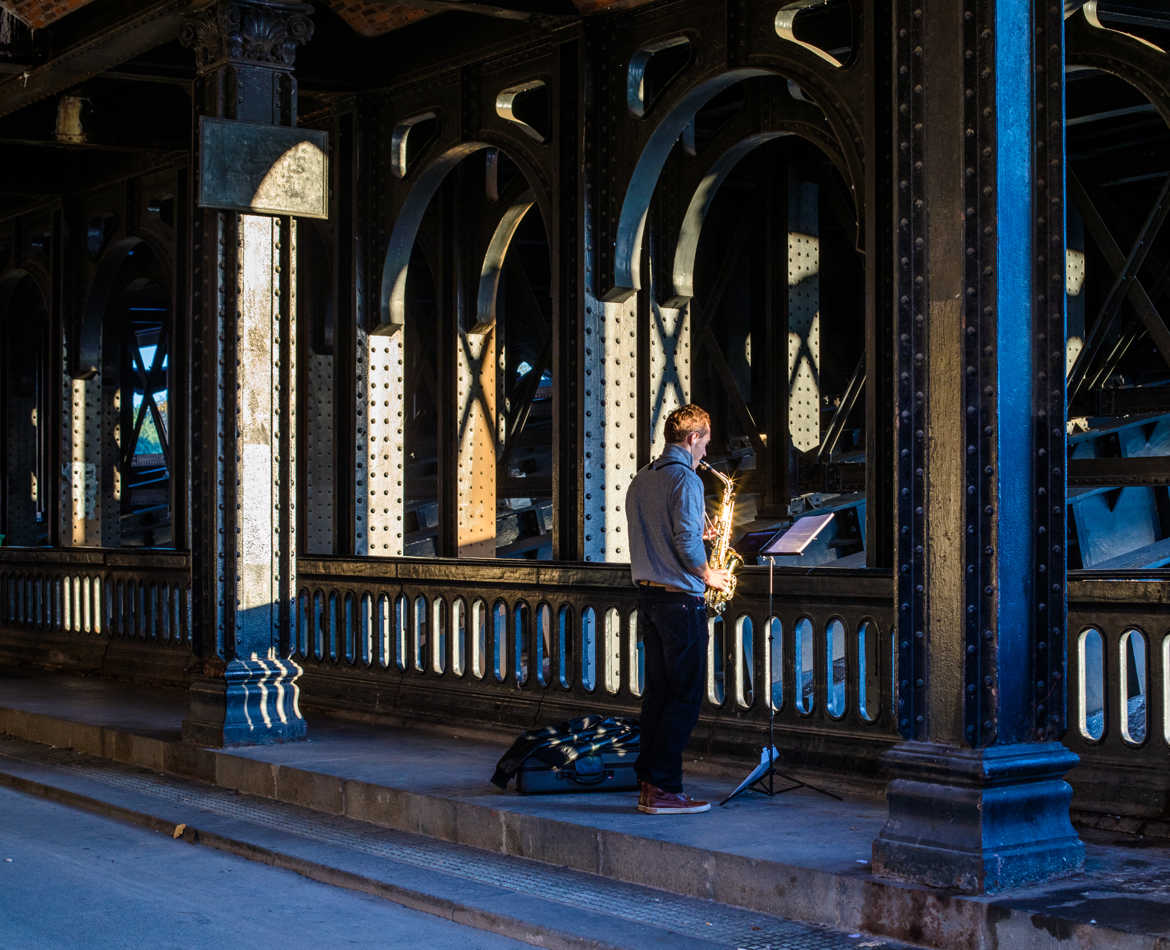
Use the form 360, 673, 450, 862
720, 556, 843, 805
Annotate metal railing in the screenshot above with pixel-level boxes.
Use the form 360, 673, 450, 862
1066, 570, 1170, 818
1, 548, 1167, 810
0, 548, 192, 644
295, 557, 899, 773
291, 559, 1170, 798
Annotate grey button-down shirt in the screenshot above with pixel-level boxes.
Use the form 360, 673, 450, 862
625, 443, 708, 595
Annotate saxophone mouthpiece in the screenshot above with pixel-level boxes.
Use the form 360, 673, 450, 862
697, 459, 731, 487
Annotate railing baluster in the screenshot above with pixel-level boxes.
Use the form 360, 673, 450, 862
395, 594, 408, 670
580, 605, 596, 692
159, 584, 170, 641
706, 614, 722, 706
452, 598, 466, 676
767, 616, 783, 712
1120, 628, 1148, 745
734, 613, 752, 709
472, 598, 486, 679
377, 594, 391, 668
826, 617, 846, 720
433, 597, 447, 675
92, 576, 102, 636
625, 606, 640, 698
344, 592, 357, 664
360, 593, 373, 666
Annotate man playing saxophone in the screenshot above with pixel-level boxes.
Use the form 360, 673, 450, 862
625, 404, 732, 815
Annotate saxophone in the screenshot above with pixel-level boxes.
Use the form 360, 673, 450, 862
697, 460, 743, 615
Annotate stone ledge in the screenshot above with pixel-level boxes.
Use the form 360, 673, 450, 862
0, 700, 1164, 949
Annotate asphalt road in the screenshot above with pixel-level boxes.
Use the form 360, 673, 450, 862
0, 785, 531, 949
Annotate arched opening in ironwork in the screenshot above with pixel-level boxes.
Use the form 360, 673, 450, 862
616, 70, 869, 567
1065, 27, 1170, 571
89, 239, 174, 548
0, 270, 50, 547
378, 145, 554, 559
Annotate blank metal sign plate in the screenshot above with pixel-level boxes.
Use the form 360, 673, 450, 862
199, 117, 329, 219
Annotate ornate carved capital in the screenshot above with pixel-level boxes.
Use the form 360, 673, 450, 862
180, 0, 314, 74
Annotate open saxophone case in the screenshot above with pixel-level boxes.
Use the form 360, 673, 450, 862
491, 714, 640, 794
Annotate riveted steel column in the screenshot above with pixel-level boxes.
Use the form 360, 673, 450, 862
64, 374, 100, 546
456, 322, 497, 558
356, 328, 404, 556
872, 0, 1082, 892
180, 0, 313, 746
56, 201, 101, 547
787, 177, 820, 455
303, 349, 334, 551
356, 103, 403, 558
582, 256, 639, 561
583, 24, 639, 563
646, 298, 690, 457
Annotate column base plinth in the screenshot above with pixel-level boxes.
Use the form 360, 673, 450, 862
183, 655, 307, 747
871, 741, 1084, 893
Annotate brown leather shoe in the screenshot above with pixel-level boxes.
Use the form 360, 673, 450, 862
637, 781, 650, 808
638, 785, 710, 814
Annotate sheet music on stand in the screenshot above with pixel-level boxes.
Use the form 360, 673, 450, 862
762, 512, 835, 556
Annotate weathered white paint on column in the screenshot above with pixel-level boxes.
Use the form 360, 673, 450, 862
178, 0, 311, 748
235, 213, 278, 648
457, 325, 497, 558
787, 179, 820, 454
357, 326, 404, 555
648, 299, 691, 458
285, 219, 298, 648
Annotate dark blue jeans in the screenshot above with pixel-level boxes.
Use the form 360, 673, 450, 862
635, 591, 708, 793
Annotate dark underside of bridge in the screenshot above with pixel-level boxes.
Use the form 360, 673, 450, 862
2, 0, 1170, 897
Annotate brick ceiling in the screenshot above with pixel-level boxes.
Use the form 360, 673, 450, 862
0, 0, 651, 36
324, 0, 660, 34
0, 0, 99, 30
320, 1, 432, 37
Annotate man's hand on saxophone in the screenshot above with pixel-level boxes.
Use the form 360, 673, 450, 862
702, 564, 733, 592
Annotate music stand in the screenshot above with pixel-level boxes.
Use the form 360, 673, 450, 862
720, 518, 842, 805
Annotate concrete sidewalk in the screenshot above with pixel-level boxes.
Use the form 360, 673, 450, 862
0, 668, 1168, 948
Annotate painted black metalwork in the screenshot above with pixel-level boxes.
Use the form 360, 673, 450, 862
1032, 0, 1068, 742
892, 0, 926, 741
0, 1, 1164, 874
593, 0, 869, 302
1066, 569, 1170, 824
964, 0, 1000, 749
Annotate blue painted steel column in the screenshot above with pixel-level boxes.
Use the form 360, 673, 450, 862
872, 0, 1083, 892
181, 0, 313, 746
